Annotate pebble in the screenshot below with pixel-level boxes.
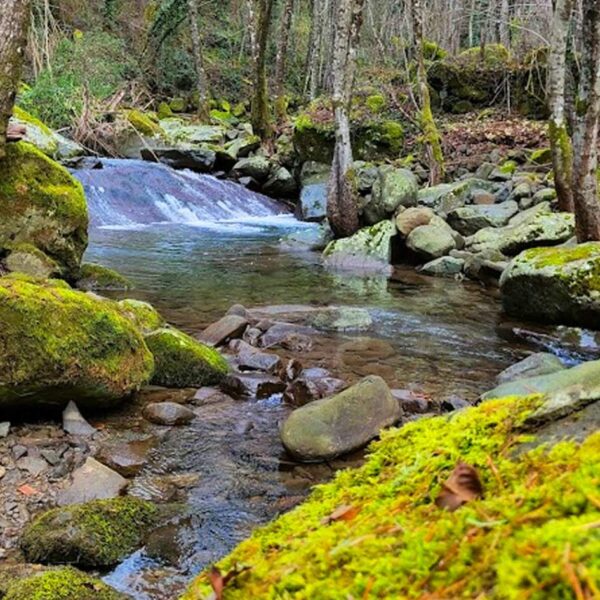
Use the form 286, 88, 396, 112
62, 401, 96, 437
142, 402, 196, 426
0, 422, 10, 438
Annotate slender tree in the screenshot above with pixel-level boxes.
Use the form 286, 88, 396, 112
274, 0, 295, 120
0, 0, 31, 161
572, 0, 600, 241
548, 0, 575, 212
326, 0, 366, 238
305, 0, 324, 100
187, 0, 210, 119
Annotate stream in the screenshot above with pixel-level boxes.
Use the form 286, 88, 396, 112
73, 160, 592, 599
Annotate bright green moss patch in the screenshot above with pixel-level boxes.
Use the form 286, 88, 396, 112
21, 498, 159, 568
3, 567, 126, 600
125, 109, 164, 137
145, 327, 229, 388
182, 395, 600, 599
117, 298, 165, 334
75, 262, 133, 291
521, 243, 600, 269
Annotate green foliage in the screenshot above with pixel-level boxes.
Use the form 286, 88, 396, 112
20, 31, 139, 130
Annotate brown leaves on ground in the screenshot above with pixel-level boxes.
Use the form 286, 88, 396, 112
321, 504, 361, 525
207, 564, 251, 600
436, 462, 483, 512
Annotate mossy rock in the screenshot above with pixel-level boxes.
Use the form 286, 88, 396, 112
145, 327, 229, 388
0, 277, 154, 409
125, 110, 164, 137
2, 243, 61, 279
75, 263, 133, 291
117, 298, 165, 334
20, 497, 158, 568
169, 98, 186, 113
529, 147, 552, 165
0, 142, 88, 278
3, 567, 126, 600
157, 101, 173, 120
11, 106, 59, 157
182, 394, 599, 599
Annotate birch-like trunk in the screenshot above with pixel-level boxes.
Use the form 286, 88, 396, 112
548, 0, 575, 212
499, 0, 510, 47
326, 0, 365, 238
188, 0, 210, 120
572, 0, 600, 241
0, 0, 30, 161
274, 0, 294, 118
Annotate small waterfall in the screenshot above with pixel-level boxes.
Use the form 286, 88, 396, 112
73, 159, 292, 229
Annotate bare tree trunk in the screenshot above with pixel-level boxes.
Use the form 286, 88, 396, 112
251, 0, 275, 140
274, 0, 294, 119
414, 0, 446, 185
548, 0, 575, 212
326, 0, 365, 238
499, 0, 510, 47
0, 0, 30, 161
246, 0, 259, 66
572, 0, 600, 241
188, 0, 210, 120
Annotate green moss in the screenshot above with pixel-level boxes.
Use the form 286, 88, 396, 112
75, 263, 133, 291
365, 94, 386, 114
145, 327, 229, 388
521, 243, 600, 268
170, 97, 186, 113
422, 40, 447, 61
21, 498, 158, 568
125, 110, 165, 137
117, 298, 165, 334
158, 101, 173, 120
0, 277, 154, 408
0, 142, 88, 277
182, 394, 600, 599
12, 106, 56, 138
458, 44, 511, 67
499, 159, 518, 175
4, 568, 125, 600
529, 147, 553, 165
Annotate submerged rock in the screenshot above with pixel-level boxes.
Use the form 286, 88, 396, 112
146, 328, 229, 388
500, 243, 600, 327
310, 307, 373, 331
96, 437, 155, 477
419, 255, 464, 277
142, 401, 195, 426
281, 375, 400, 462
21, 497, 158, 567
75, 263, 133, 291
0, 277, 154, 409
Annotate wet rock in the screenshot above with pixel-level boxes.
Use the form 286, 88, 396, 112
281, 375, 400, 462
261, 322, 315, 349
20, 497, 158, 568
0, 422, 9, 438
281, 223, 334, 252
140, 147, 216, 173
419, 255, 464, 277
243, 326, 263, 346
145, 522, 185, 565
395, 206, 435, 237
233, 156, 272, 182
230, 339, 282, 373
495, 353, 566, 385
500, 243, 600, 327
406, 217, 458, 260
142, 401, 196, 426
221, 373, 287, 399
417, 178, 494, 215
365, 166, 418, 223
192, 386, 233, 406
283, 376, 346, 407
96, 438, 155, 477
226, 303, 249, 318
447, 201, 519, 236
57, 457, 128, 506
441, 396, 470, 412
280, 359, 303, 382
391, 389, 431, 413
299, 162, 330, 222
311, 307, 373, 332
200, 314, 249, 346
62, 401, 96, 437
263, 166, 297, 198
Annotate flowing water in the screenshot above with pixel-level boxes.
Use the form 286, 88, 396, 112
73, 160, 596, 599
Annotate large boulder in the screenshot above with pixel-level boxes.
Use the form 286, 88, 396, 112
233, 156, 272, 182
323, 220, 397, 274
10, 106, 58, 157
281, 375, 400, 461
495, 353, 566, 385
500, 243, 600, 327
364, 167, 418, 224
447, 201, 519, 236
406, 216, 458, 260
0, 142, 88, 278
0, 277, 154, 409
140, 146, 216, 173
75, 263, 132, 291
417, 178, 494, 216
299, 162, 330, 222
20, 497, 158, 568
145, 327, 229, 388
263, 166, 297, 198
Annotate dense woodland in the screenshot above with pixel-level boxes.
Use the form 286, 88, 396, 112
0, 1, 599, 599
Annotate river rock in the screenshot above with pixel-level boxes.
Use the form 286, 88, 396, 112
75, 263, 132, 291
229, 340, 282, 373
261, 322, 316, 349
233, 156, 272, 182
10, 106, 59, 156
57, 457, 128, 506
221, 372, 287, 399
62, 401, 96, 437
20, 497, 158, 568
391, 389, 431, 413
0, 422, 9, 438
495, 353, 566, 385
323, 220, 397, 274
417, 178, 494, 216
0, 278, 154, 410
500, 243, 600, 327
281, 224, 334, 251
146, 328, 229, 387
395, 206, 435, 237
311, 307, 372, 331
406, 217, 458, 260
16, 455, 48, 476
284, 375, 346, 407
419, 255, 465, 277
280, 375, 401, 462
96, 438, 155, 477
447, 201, 519, 236
143, 401, 195, 425
140, 147, 216, 172
117, 298, 165, 334
200, 314, 249, 346
263, 166, 297, 198
364, 166, 418, 224
298, 161, 330, 221
3, 244, 60, 279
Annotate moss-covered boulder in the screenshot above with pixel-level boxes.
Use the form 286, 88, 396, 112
417, 178, 494, 216
125, 110, 165, 137
20, 497, 158, 568
10, 106, 59, 157
364, 166, 418, 224
0, 142, 88, 278
145, 327, 229, 388
3, 568, 127, 600
0, 277, 154, 409
500, 243, 600, 327
75, 263, 133, 291
182, 394, 599, 599
117, 298, 165, 334
2, 243, 61, 279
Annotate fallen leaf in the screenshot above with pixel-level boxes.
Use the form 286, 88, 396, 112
17, 484, 40, 496
321, 504, 360, 525
435, 462, 483, 512
208, 564, 251, 600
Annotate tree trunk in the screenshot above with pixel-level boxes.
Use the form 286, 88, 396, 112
414, 0, 446, 185
326, 0, 365, 239
0, 0, 30, 161
306, 0, 325, 99
572, 0, 600, 241
499, 0, 510, 47
188, 0, 210, 120
274, 0, 294, 120
548, 0, 575, 212
251, 0, 275, 140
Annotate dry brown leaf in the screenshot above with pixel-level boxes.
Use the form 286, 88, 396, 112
435, 462, 483, 512
17, 484, 40, 496
321, 504, 360, 525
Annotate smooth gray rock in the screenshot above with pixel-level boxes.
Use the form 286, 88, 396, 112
495, 353, 566, 385
420, 255, 465, 277
63, 401, 96, 437
447, 201, 519, 236
406, 217, 457, 260
233, 156, 272, 182
229, 340, 282, 373
200, 315, 249, 346
311, 307, 373, 331
142, 401, 195, 426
